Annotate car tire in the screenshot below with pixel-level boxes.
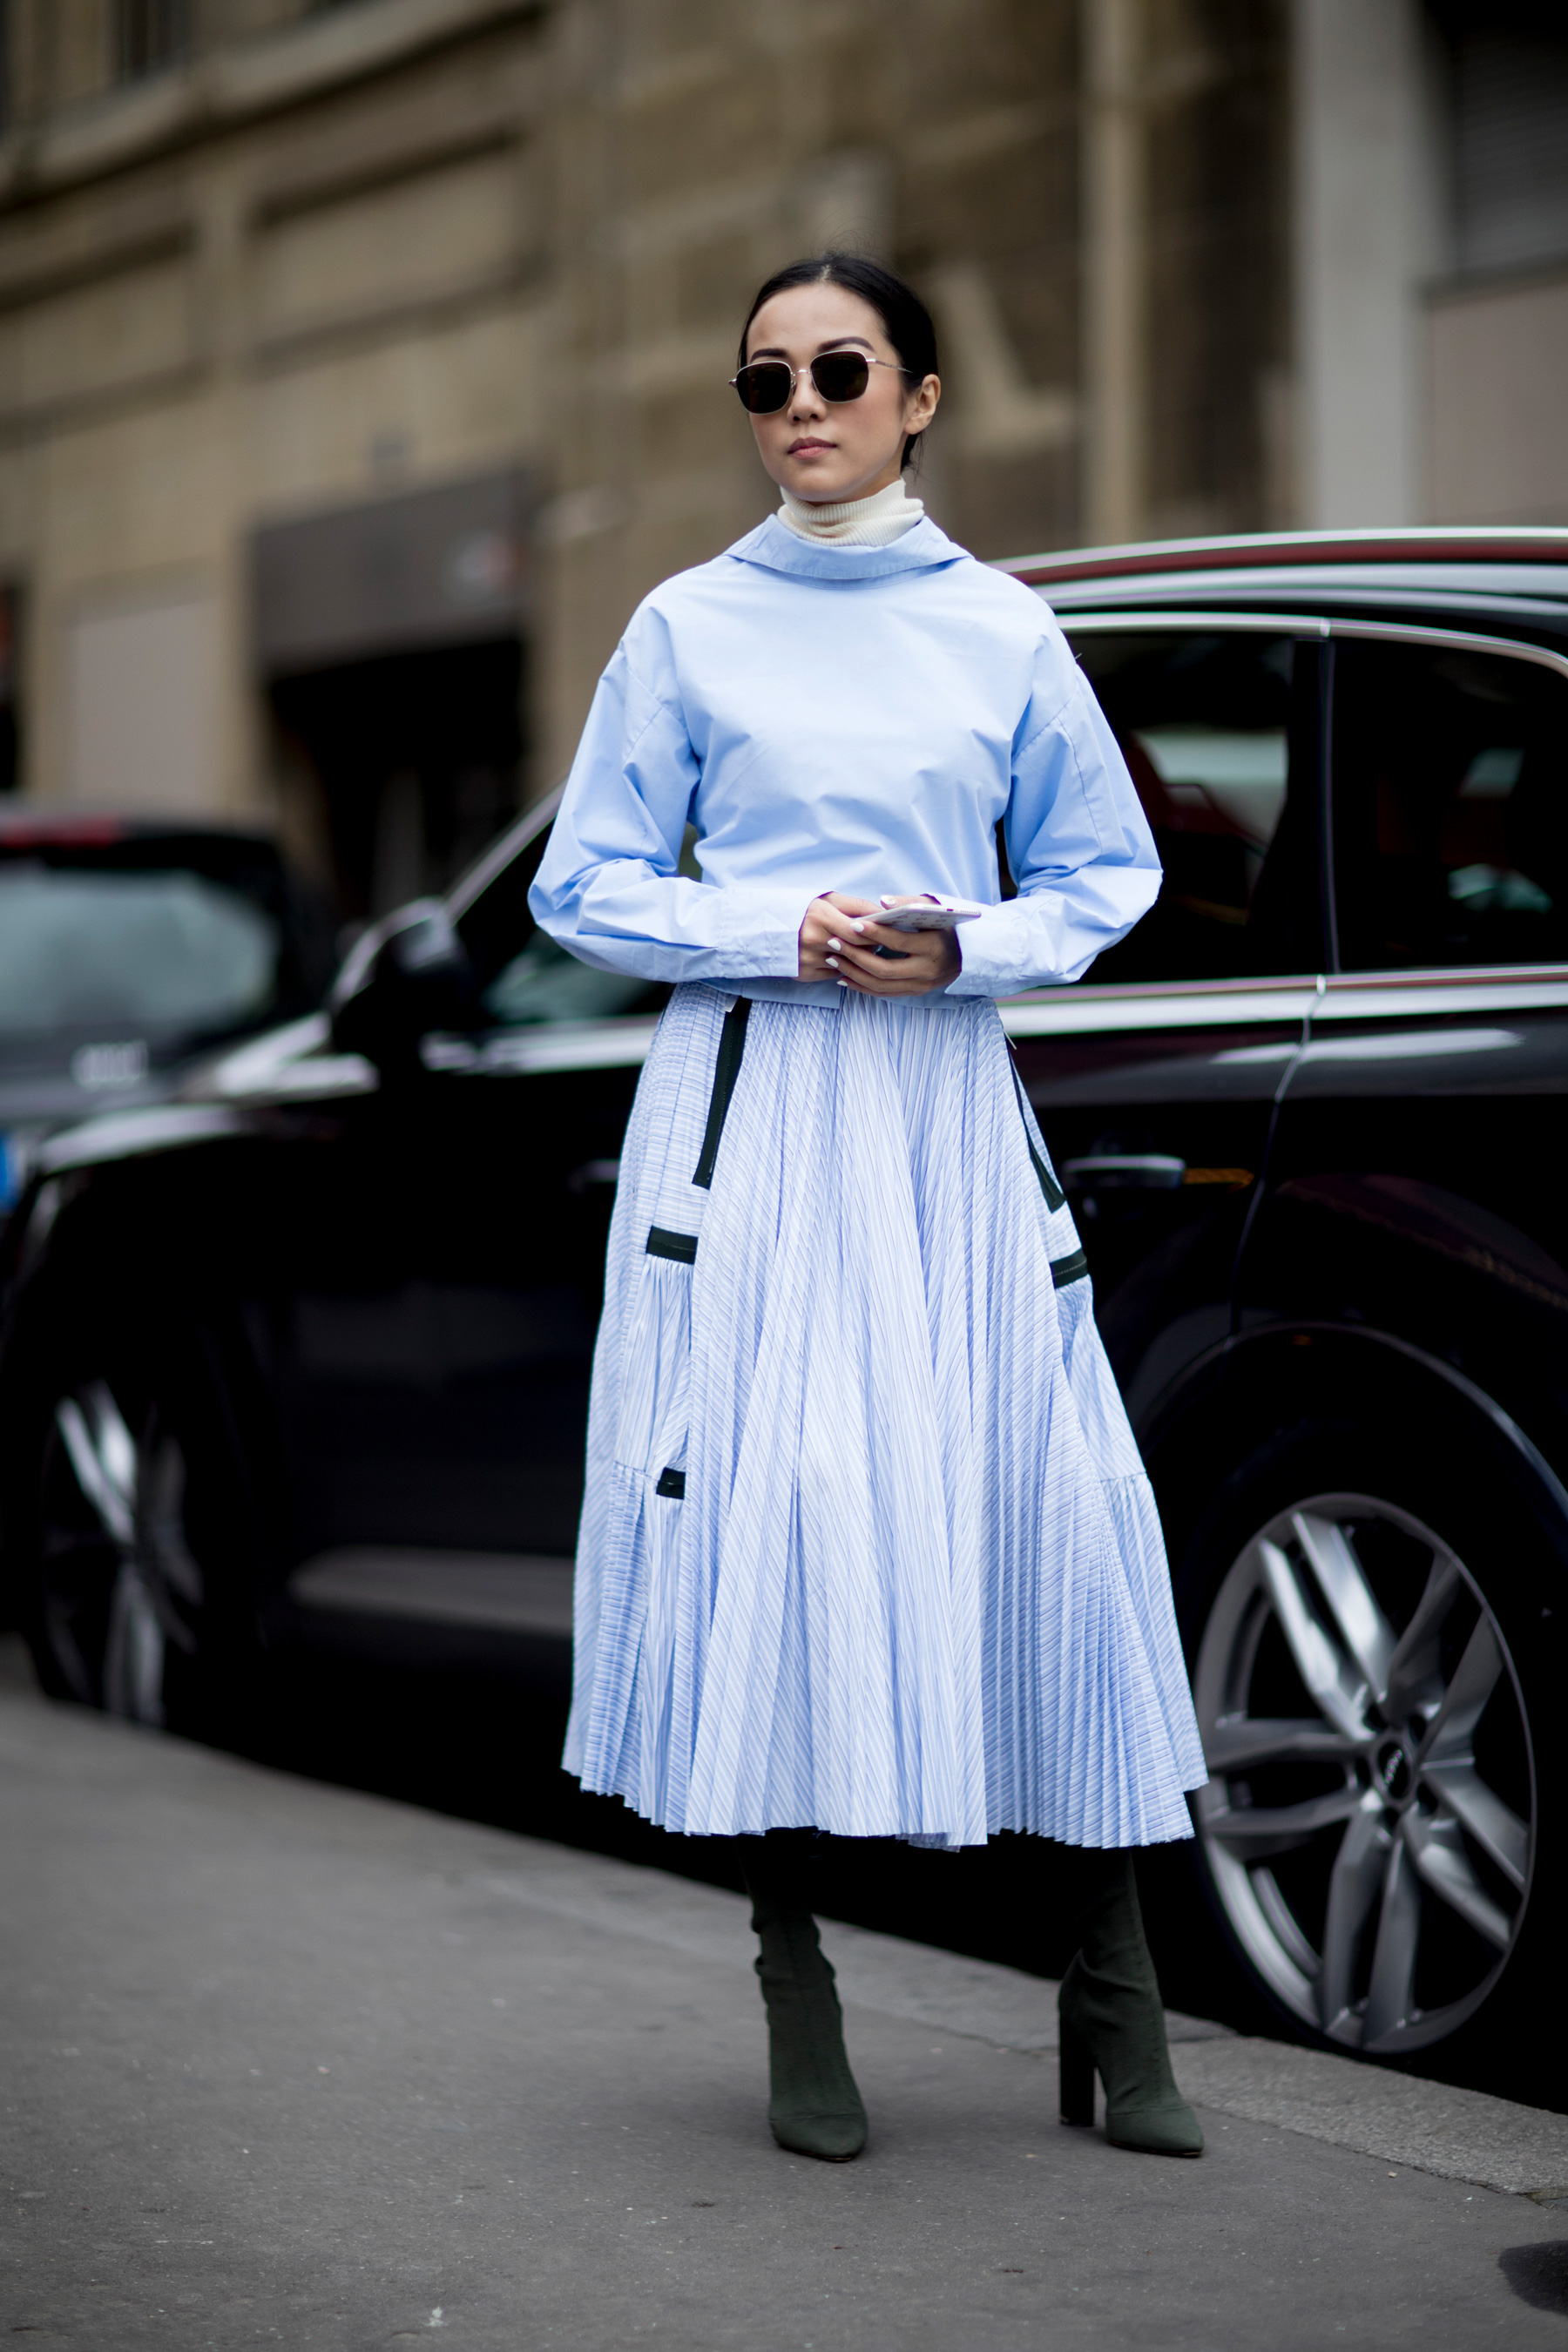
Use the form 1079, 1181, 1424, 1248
1169, 1408, 1563, 2105
4, 1341, 267, 1742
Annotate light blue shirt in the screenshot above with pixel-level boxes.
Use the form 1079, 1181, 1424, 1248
529, 514, 1159, 1005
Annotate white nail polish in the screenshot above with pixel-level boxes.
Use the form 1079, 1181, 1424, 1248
827, 956, 838, 968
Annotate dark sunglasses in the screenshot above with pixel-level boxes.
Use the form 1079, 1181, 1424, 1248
730, 351, 911, 415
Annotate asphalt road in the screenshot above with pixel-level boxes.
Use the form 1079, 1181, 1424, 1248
3, 1658, 1567, 2350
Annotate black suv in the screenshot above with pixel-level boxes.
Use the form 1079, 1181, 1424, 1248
3, 527, 1565, 2095
0, 814, 335, 1216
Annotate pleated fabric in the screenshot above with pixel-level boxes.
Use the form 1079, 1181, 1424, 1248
563, 983, 1206, 1849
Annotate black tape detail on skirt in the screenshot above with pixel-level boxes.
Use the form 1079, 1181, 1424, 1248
655, 1466, 686, 1499
693, 996, 752, 1189
1010, 1062, 1066, 1212
646, 1227, 698, 1263
1051, 1247, 1090, 1288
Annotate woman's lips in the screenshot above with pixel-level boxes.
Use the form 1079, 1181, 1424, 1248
788, 439, 834, 454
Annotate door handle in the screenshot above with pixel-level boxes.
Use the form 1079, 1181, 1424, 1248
1062, 1154, 1186, 1192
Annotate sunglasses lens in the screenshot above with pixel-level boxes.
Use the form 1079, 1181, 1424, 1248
734, 363, 792, 414
812, 353, 870, 402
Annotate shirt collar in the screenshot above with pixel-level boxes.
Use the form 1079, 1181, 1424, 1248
722, 512, 971, 581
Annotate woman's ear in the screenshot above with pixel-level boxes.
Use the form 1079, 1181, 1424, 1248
906, 374, 941, 433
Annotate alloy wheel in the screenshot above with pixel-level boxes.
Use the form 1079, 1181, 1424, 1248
39, 1380, 203, 1724
1192, 1493, 1534, 2055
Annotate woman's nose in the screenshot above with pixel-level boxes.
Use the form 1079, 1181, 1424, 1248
787, 371, 825, 420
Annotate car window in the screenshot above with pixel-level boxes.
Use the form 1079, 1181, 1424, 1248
1330, 638, 1568, 971
0, 864, 280, 1037
463, 808, 677, 1029
483, 931, 664, 1025
1064, 629, 1322, 983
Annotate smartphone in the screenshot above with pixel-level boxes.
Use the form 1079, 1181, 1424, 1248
865, 898, 984, 933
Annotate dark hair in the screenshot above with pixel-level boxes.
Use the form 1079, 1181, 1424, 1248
738, 253, 939, 471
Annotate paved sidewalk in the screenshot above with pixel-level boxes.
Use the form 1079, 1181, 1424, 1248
2, 1666, 1565, 2349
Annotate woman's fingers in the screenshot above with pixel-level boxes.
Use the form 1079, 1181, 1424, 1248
798, 892, 882, 978
850, 919, 921, 959
828, 937, 961, 995
799, 894, 960, 991
832, 926, 943, 974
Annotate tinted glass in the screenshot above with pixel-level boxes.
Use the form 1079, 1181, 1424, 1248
1331, 639, 1568, 970
0, 865, 280, 1037
1066, 629, 1321, 983
471, 811, 673, 1028
483, 933, 662, 1025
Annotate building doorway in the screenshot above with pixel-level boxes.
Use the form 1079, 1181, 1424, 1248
0, 585, 20, 799
268, 637, 523, 923
253, 470, 533, 922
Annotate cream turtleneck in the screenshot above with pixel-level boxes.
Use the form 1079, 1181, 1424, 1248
778, 476, 925, 547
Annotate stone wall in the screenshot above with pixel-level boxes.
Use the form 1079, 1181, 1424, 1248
0, 0, 1291, 901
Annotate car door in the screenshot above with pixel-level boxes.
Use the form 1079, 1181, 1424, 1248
1006, 614, 1326, 1426
1180, 619, 1568, 2078
1242, 620, 1568, 1450
277, 812, 666, 1647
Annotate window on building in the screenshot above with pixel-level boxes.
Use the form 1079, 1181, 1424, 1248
115, 0, 189, 82
1434, 3, 1568, 275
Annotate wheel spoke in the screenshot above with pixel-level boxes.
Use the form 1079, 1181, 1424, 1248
54, 1385, 137, 1549
1362, 1835, 1423, 2048
1403, 1810, 1511, 1950
1420, 1760, 1529, 1891
1318, 1796, 1389, 2034
1255, 1538, 1372, 1740
1291, 1512, 1396, 1711
139, 1436, 203, 1612
1416, 1615, 1504, 1768
103, 1565, 165, 1727
1383, 1557, 1463, 1723
1204, 1781, 1363, 1857
41, 1592, 99, 1707
1204, 1716, 1363, 1773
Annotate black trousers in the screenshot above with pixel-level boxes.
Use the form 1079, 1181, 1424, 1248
736, 1828, 1139, 1949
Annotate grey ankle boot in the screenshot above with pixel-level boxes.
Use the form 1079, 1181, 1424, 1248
741, 1837, 868, 2161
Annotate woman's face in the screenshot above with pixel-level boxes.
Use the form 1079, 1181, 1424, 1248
742, 283, 940, 505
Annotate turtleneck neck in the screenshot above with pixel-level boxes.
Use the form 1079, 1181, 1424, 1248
778, 476, 925, 547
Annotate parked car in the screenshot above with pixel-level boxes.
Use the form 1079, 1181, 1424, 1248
2, 527, 1565, 2098
0, 814, 336, 1214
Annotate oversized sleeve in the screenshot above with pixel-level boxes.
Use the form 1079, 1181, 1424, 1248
944, 636, 1160, 999
527, 618, 815, 985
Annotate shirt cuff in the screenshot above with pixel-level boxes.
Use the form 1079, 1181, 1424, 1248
942, 902, 1019, 996
718, 882, 821, 979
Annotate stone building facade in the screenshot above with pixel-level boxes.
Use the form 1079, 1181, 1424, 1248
0, 1, 1560, 916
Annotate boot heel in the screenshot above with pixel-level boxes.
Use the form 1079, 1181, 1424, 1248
1059, 2018, 1095, 2127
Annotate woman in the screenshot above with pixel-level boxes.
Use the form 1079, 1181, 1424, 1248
530, 253, 1207, 2164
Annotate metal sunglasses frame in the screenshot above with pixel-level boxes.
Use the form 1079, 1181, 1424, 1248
728, 352, 914, 412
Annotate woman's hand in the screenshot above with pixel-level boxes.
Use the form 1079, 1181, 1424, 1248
798, 893, 962, 997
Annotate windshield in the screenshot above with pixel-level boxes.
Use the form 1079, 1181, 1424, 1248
0, 865, 280, 1038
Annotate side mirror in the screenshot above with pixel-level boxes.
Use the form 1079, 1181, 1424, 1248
328, 899, 481, 1077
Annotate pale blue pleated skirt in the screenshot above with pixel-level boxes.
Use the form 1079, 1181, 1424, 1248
562, 983, 1206, 1849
